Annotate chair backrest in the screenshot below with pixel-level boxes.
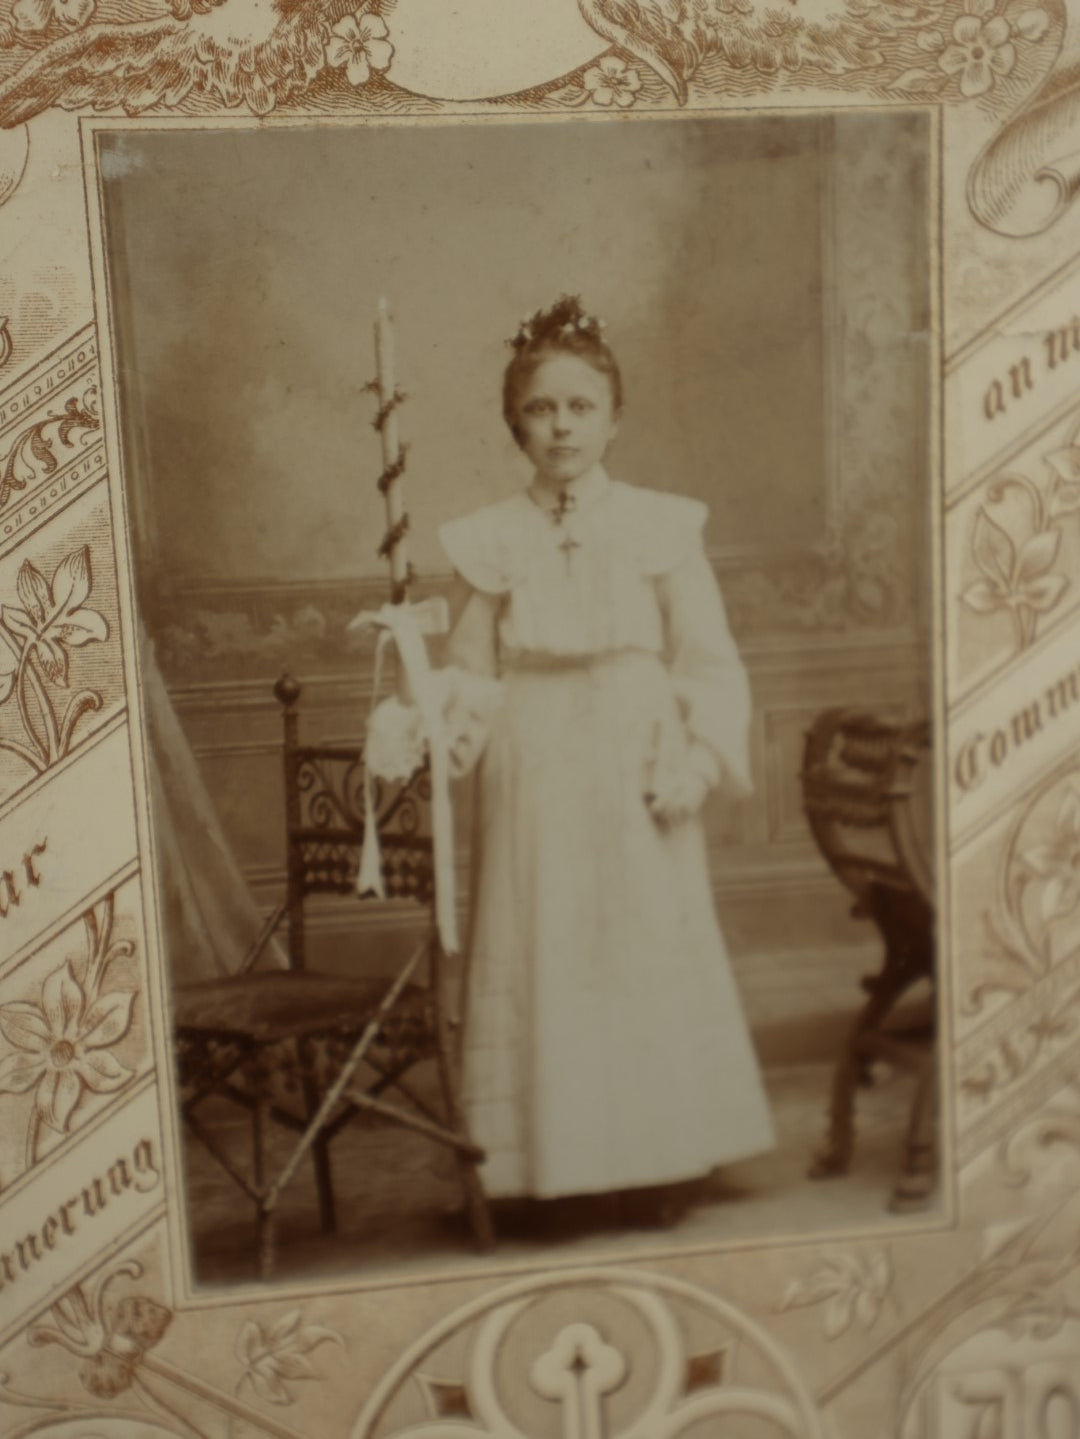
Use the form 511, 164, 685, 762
273, 674, 434, 971
801, 708, 934, 911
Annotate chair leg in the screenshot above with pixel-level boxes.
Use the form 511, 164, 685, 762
311, 1134, 336, 1234
297, 1038, 337, 1234
252, 1088, 276, 1280
257, 1204, 277, 1281
458, 1154, 495, 1251
808, 1031, 861, 1179
889, 1053, 937, 1212
433, 1003, 494, 1250
809, 954, 908, 1180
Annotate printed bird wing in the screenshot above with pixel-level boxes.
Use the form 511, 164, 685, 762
0, 17, 197, 125
576, 0, 699, 100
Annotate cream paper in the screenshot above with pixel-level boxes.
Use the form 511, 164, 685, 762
0, 8, 1078, 1435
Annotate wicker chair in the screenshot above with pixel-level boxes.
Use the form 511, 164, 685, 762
172, 674, 493, 1278
801, 708, 936, 1210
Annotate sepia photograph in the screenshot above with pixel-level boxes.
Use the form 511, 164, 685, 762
94, 107, 939, 1289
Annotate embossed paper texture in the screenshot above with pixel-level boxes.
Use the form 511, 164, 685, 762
0, 2, 1078, 1435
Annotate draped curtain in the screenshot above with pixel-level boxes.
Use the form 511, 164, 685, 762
142, 632, 288, 981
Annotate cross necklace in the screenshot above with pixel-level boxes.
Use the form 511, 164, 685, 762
532, 485, 581, 568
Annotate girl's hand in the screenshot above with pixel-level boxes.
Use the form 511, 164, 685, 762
641, 736, 719, 828
439, 666, 503, 779
646, 769, 709, 827
645, 742, 718, 827
447, 715, 487, 779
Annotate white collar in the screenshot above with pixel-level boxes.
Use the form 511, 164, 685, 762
527, 463, 610, 516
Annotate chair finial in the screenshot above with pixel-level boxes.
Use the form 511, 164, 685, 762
274, 673, 301, 709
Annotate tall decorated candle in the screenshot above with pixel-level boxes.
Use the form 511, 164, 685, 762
374, 296, 409, 601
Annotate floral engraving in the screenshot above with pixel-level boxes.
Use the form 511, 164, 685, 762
3, 1252, 348, 1437
551, 55, 643, 108
0, 0, 1068, 241
235, 1310, 344, 1406
778, 1248, 893, 1338
0, 543, 108, 776
0, 0, 390, 123
0, 892, 135, 1179
898, 0, 1049, 98
960, 769, 1080, 1107
0, 383, 99, 513
9, 1257, 221, 1439
960, 433, 1080, 653
29, 1261, 171, 1400
0, 0, 1058, 124
1019, 782, 1080, 926
963, 506, 1064, 637
11, 0, 94, 38
959, 1000, 1080, 1104
968, 771, 1080, 1018
324, 9, 393, 89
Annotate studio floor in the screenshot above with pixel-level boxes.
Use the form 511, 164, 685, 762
182, 1058, 942, 1290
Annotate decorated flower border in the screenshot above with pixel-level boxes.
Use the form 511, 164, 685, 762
0, 0, 1073, 1429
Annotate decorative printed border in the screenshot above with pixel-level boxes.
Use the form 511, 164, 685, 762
0, 0, 1073, 1427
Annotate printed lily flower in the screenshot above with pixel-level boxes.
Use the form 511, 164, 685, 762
236, 1310, 343, 1405
0, 961, 133, 1131
1, 546, 108, 686
961, 508, 1067, 620
937, 0, 1015, 95
29, 1265, 171, 1399
1021, 785, 1080, 923
583, 56, 643, 108
11, 0, 93, 34
325, 11, 394, 88
780, 1249, 892, 1338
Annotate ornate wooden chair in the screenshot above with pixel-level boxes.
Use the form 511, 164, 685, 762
801, 708, 936, 1210
172, 674, 493, 1278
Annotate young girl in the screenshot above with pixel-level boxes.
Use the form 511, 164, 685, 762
441, 297, 774, 1218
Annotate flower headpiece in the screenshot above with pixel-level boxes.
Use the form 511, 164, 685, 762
509, 295, 607, 350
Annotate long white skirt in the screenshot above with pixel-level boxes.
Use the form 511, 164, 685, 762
461, 649, 776, 1199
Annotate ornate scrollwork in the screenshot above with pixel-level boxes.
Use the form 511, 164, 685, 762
295, 750, 431, 839
296, 753, 367, 832
292, 746, 433, 900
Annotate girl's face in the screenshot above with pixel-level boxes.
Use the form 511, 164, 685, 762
514, 352, 619, 489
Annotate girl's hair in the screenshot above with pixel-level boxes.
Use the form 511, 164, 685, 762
502, 296, 623, 444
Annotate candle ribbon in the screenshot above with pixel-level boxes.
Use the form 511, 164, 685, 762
347, 597, 458, 954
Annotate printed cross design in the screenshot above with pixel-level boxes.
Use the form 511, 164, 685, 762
531, 1323, 626, 1439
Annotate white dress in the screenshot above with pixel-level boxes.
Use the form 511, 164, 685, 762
440, 465, 775, 1199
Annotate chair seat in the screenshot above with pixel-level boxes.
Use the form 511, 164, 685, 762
174, 970, 428, 1045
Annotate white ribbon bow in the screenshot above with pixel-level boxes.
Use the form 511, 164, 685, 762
346, 597, 459, 954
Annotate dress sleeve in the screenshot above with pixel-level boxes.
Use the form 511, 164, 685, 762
657, 527, 753, 797
439, 578, 503, 779
439, 509, 513, 596
445, 584, 501, 679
